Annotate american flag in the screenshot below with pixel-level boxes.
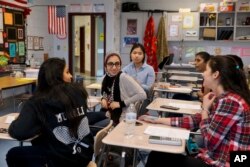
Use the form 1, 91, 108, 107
48, 5, 66, 35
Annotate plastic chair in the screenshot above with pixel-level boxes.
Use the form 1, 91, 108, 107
93, 120, 114, 167
137, 85, 155, 117
86, 120, 113, 167
14, 93, 32, 112
87, 161, 97, 167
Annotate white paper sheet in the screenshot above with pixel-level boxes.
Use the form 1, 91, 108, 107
5, 116, 16, 124
168, 103, 201, 110
144, 126, 190, 139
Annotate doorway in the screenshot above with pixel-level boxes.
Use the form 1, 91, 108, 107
68, 13, 106, 77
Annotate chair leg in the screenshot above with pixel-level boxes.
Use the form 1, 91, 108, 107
138, 151, 146, 166
103, 146, 111, 167
97, 144, 107, 167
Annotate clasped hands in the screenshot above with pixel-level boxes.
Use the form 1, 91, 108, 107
101, 99, 120, 110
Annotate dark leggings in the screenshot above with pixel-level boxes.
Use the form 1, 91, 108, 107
146, 151, 211, 167
6, 146, 52, 167
6, 146, 90, 167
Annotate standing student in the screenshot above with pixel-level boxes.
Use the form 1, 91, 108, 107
6, 58, 94, 167
122, 43, 155, 93
101, 52, 146, 125
140, 56, 250, 167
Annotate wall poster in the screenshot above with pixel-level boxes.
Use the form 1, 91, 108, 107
9, 42, 16, 57
17, 28, 23, 39
33, 36, 39, 50
127, 19, 137, 35
18, 41, 25, 56
27, 36, 33, 50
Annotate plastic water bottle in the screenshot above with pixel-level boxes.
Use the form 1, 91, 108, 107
125, 103, 137, 137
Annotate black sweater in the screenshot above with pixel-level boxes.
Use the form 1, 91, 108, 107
8, 90, 94, 167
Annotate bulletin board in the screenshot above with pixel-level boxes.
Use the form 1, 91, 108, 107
1, 8, 26, 64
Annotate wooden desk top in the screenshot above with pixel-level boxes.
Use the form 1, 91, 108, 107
147, 98, 201, 115
0, 76, 36, 90
102, 121, 185, 154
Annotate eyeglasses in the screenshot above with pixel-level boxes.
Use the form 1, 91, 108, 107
107, 62, 121, 67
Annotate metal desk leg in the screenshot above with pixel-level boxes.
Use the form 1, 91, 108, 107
120, 151, 126, 167
132, 149, 137, 167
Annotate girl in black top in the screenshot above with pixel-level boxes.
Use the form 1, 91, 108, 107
6, 58, 94, 167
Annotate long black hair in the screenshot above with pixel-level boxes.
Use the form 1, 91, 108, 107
208, 56, 250, 105
195, 51, 211, 63
34, 57, 88, 137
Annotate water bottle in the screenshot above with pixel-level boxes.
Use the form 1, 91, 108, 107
125, 103, 137, 137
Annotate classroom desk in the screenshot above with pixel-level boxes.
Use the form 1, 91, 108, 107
146, 98, 201, 116
154, 82, 193, 95
167, 70, 202, 76
0, 76, 37, 90
102, 121, 186, 166
86, 83, 102, 96
169, 75, 198, 83
0, 113, 18, 140
0, 76, 37, 111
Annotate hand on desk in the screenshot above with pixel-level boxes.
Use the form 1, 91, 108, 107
138, 115, 158, 124
139, 115, 171, 126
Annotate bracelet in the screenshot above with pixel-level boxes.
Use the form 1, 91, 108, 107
201, 107, 209, 113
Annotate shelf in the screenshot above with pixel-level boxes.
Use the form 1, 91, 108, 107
217, 26, 234, 28
200, 26, 216, 28
236, 25, 250, 27
236, 11, 250, 13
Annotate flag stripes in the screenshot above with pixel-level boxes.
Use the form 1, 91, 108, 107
48, 5, 66, 35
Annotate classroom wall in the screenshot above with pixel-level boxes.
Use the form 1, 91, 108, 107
120, 0, 250, 68
27, 0, 117, 66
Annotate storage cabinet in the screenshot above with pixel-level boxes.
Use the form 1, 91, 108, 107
199, 12, 235, 41
235, 11, 250, 40
199, 12, 217, 40
217, 12, 235, 40
199, 1, 250, 41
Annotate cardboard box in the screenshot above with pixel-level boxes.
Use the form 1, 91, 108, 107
203, 28, 216, 40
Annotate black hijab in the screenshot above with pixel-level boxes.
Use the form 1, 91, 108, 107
101, 71, 122, 125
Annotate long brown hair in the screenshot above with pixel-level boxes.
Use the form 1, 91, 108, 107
208, 56, 250, 105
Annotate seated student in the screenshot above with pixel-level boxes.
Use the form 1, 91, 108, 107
6, 58, 94, 167
226, 54, 244, 70
122, 43, 155, 93
195, 51, 212, 101
101, 52, 147, 125
140, 56, 250, 167
173, 51, 211, 101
